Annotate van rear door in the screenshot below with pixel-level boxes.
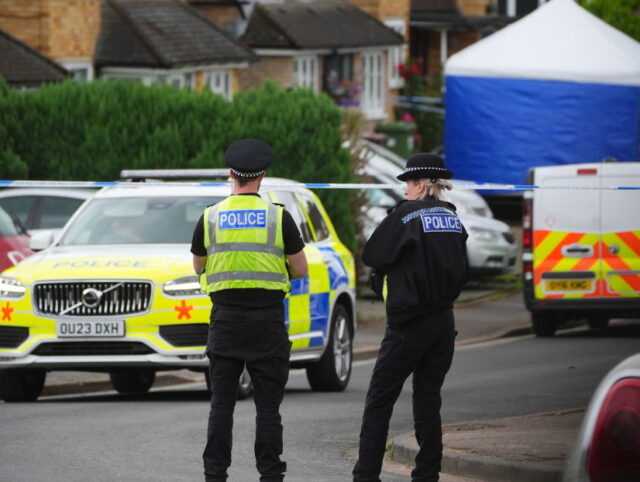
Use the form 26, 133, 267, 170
532, 165, 601, 300
600, 163, 640, 298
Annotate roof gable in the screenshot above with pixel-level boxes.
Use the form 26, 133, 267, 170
96, 0, 254, 69
0, 29, 68, 87
243, 0, 403, 50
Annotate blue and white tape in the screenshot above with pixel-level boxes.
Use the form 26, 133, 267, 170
0, 180, 639, 191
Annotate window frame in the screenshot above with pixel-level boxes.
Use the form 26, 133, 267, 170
293, 55, 318, 92
270, 191, 314, 244
60, 61, 94, 82
361, 50, 386, 119
384, 19, 406, 90
296, 191, 331, 243
205, 70, 232, 101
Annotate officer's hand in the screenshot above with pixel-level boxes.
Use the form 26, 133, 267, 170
369, 270, 384, 299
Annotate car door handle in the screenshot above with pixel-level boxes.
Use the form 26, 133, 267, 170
561, 244, 593, 258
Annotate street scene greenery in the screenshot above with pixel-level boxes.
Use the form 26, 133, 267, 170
583, 0, 640, 41
0, 78, 356, 251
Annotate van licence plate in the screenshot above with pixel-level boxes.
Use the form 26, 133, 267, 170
545, 280, 592, 291
56, 320, 125, 338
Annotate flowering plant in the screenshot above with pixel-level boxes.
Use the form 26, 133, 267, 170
327, 74, 361, 107
397, 58, 424, 93
397, 62, 421, 80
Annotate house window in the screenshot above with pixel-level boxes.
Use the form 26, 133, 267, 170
324, 54, 359, 106
293, 56, 317, 91
324, 54, 353, 85
161, 73, 195, 90
205, 70, 232, 100
361, 51, 385, 118
498, 0, 541, 17
60, 62, 93, 82
384, 19, 406, 89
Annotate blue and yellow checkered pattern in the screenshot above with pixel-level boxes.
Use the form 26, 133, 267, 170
283, 245, 349, 349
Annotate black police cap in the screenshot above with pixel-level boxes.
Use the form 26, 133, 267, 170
224, 139, 273, 178
396, 153, 453, 181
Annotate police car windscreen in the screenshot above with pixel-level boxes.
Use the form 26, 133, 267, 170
58, 197, 220, 245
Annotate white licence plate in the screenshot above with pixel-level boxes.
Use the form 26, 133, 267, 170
56, 320, 125, 338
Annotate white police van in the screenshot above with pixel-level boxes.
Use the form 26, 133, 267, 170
522, 162, 640, 336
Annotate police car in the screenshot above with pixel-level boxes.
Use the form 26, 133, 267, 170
0, 173, 356, 402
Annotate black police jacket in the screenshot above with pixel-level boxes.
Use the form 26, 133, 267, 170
362, 197, 468, 324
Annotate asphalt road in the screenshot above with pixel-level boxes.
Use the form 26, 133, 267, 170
1, 320, 638, 482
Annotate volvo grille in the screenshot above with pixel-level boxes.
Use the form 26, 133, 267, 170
34, 282, 152, 316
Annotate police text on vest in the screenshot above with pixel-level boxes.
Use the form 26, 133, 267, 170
218, 210, 268, 230
421, 213, 462, 233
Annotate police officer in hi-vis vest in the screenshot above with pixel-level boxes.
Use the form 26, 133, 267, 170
353, 154, 468, 482
191, 139, 308, 482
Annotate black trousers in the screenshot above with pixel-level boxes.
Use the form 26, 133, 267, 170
353, 309, 456, 482
203, 320, 290, 482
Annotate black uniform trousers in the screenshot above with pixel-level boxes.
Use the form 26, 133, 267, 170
203, 314, 290, 482
353, 309, 456, 482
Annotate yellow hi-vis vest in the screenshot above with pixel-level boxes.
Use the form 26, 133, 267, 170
201, 195, 290, 294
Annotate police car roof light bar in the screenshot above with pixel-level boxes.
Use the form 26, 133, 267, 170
120, 169, 231, 182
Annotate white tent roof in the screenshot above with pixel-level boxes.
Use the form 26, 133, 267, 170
445, 0, 640, 86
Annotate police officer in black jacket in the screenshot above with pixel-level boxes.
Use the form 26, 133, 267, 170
353, 153, 468, 482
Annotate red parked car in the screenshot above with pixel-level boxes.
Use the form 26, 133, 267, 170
0, 206, 32, 273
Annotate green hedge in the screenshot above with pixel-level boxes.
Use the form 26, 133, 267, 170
0, 78, 355, 250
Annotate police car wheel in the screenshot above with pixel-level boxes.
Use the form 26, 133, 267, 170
531, 312, 558, 337
306, 304, 352, 392
109, 369, 155, 394
0, 369, 46, 402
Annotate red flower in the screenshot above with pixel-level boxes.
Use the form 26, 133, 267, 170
410, 64, 420, 74
397, 63, 406, 72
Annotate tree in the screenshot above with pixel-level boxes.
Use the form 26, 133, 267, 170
582, 0, 640, 41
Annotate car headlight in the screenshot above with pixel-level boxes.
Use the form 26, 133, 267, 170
163, 276, 203, 297
0, 278, 27, 299
469, 227, 499, 242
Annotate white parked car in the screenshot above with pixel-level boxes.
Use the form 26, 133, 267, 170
358, 142, 517, 277
562, 353, 640, 482
0, 188, 94, 239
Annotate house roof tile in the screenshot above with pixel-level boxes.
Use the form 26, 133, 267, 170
96, 0, 254, 69
243, 0, 403, 50
0, 29, 68, 87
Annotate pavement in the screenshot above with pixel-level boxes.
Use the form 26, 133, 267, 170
40, 288, 581, 481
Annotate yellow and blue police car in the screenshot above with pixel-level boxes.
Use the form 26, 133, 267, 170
0, 177, 356, 402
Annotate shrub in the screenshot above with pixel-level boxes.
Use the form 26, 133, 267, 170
0, 79, 355, 251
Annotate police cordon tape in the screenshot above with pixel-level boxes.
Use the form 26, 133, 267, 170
0, 180, 639, 190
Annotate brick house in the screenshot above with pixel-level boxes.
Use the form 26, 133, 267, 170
238, 0, 404, 127
96, 0, 254, 98
0, 28, 68, 88
0, 0, 254, 97
0, 0, 101, 80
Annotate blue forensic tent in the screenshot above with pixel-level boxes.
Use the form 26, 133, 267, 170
443, 0, 640, 186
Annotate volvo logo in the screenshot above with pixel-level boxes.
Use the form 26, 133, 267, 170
81, 288, 102, 308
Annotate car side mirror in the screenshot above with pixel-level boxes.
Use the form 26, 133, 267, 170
29, 231, 55, 251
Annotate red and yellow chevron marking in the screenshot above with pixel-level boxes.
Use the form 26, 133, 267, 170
601, 231, 640, 295
533, 230, 640, 300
